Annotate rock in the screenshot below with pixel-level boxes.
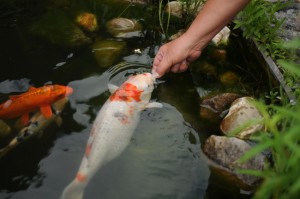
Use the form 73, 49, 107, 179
30, 9, 91, 47
212, 26, 231, 46
198, 61, 217, 77
105, 18, 143, 38
219, 71, 240, 86
165, 1, 183, 18
220, 97, 264, 139
123, 0, 149, 4
204, 135, 265, 188
210, 49, 227, 62
0, 120, 11, 138
92, 39, 126, 68
75, 12, 99, 32
200, 93, 242, 122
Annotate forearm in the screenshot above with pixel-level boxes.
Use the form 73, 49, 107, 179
183, 0, 250, 50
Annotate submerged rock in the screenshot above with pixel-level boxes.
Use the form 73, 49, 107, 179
204, 135, 265, 189
220, 97, 264, 139
165, 1, 183, 18
219, 71, 240, 86
92, 39, 126, 68
106, 18, 143, 38
30, 9, 91, 47
75, 12, 99, 32
123, 0, 149, 4
210, 49, 227, 62
198, 61, 218, 77
200, 93, 242, 122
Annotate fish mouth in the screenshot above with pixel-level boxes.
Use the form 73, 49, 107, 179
65, 86, 73, 96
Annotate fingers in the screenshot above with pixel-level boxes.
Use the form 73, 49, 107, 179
170, 60, 189, 73
152, 50, 171, 78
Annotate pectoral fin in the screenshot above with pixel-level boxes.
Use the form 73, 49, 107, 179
108, 84, 119, 93
20, 113, 30, 125
146, 102, 163, 108
40, 105, 53, 118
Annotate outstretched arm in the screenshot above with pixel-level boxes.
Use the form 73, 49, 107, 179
152, 0, 250, 78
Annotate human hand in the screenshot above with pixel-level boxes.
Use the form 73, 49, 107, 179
152, 35, 202, 78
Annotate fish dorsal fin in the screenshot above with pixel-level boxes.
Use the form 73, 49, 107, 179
108, 84, 119, 94
9, 86, 37, 100
40, 105, 53, 118
28, 86, 37, 92
9, 95, 22, 100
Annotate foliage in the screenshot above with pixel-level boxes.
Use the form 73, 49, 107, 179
233, 0, 290, 60
158, 0, 170, 36
238, 38, 300, 199
157, 0, 206, 38
178, 0, 206, 26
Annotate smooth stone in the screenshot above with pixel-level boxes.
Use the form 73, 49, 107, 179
93, 39, 126, 68
106, 18, 143, 38
220, 97, 264, 139
219, 71, 240, 86
75, 12, 99, 32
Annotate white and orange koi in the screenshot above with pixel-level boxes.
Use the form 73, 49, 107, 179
61, 73, 162, 199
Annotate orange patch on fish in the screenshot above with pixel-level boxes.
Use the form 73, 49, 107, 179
85, 143, 92, 156
109, 83, 142, 102
76, 173, 87, 182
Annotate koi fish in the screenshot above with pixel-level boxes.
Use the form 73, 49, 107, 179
0, 85, 73, 124
61, 73, 162, 199
0, 97, 69, 158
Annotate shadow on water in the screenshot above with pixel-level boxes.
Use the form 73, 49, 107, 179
0, 0, 274, 199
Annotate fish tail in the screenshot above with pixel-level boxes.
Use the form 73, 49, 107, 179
61, 178, 86, 199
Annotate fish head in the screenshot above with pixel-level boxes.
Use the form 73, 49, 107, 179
49, 85, 73, 100
125, 73, 155, 101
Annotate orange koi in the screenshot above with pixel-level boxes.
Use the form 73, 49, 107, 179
0, 84, 73, 124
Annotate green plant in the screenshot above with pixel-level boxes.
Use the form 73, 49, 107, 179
233, 0, 289, 60
157, 0, 206, 38
237, 38, 300, 199
178, 0, 206, 26
158, 0, 171, 36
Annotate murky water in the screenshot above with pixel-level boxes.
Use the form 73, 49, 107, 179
0, 0, 272, 199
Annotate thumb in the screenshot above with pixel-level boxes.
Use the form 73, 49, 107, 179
152, 52, 171, 78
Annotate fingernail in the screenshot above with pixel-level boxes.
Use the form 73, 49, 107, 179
151, 69, 160, 79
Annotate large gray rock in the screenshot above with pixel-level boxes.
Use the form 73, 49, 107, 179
220, 97, 264, 139
204, 135, 266, 188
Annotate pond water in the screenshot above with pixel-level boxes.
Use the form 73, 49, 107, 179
0, 1, 273, 199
